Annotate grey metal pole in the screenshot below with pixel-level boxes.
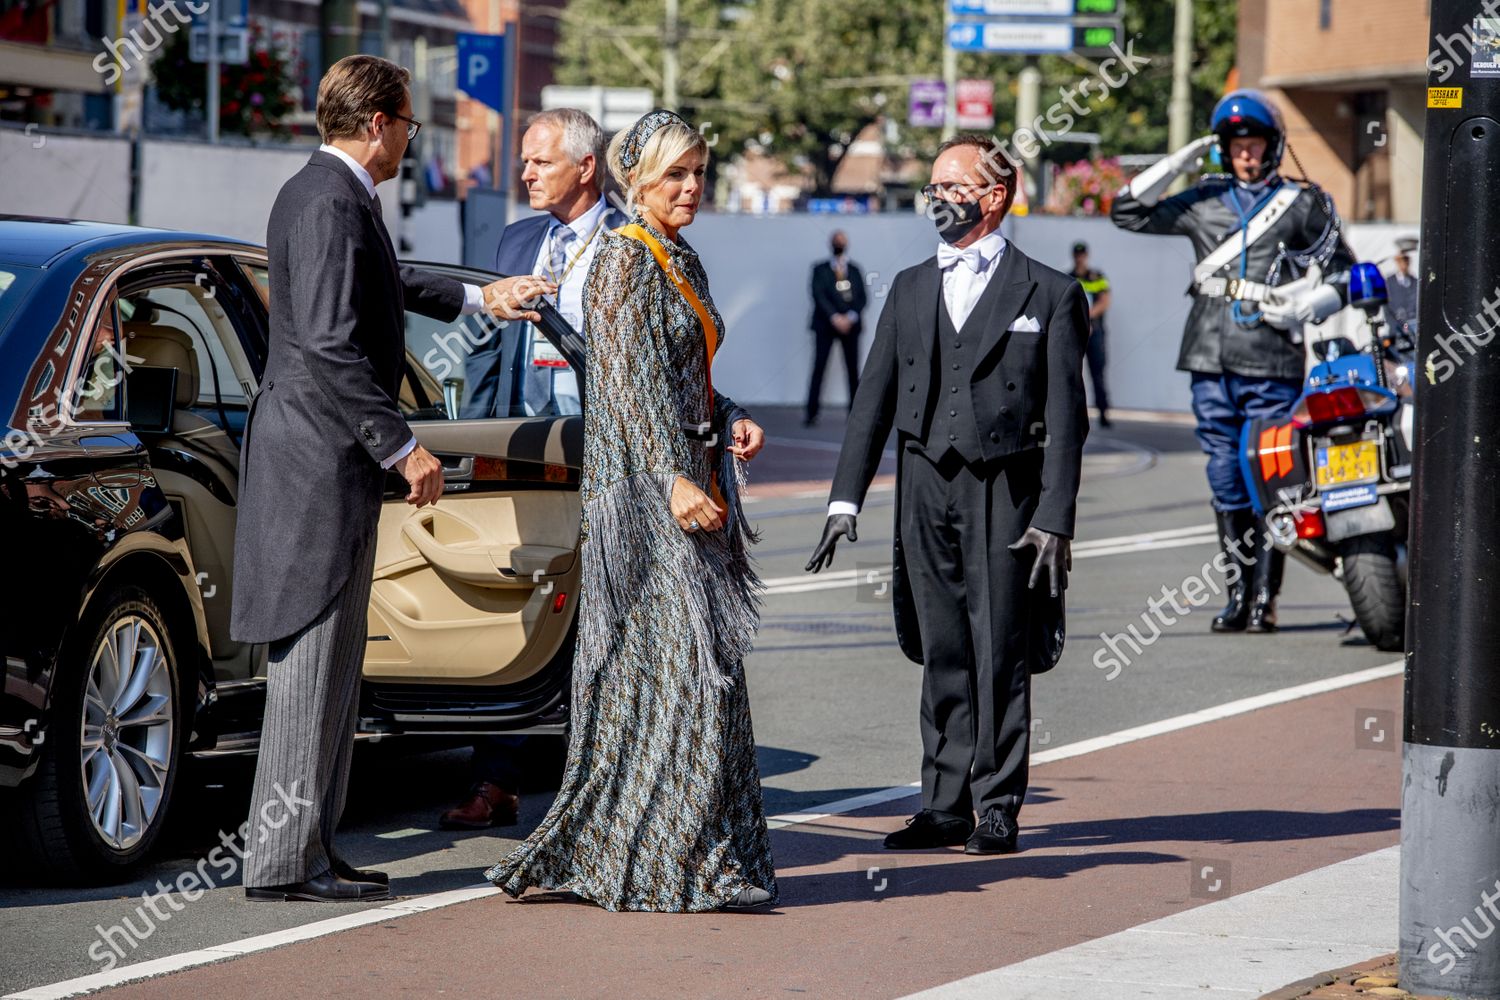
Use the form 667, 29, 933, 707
1399, 1, 1500, 997
1015, 57, 1040, 201
663, 0, 680, 111
941, 1, 957, 140
1167, 0, 1193, 153
205, 0, 219, 143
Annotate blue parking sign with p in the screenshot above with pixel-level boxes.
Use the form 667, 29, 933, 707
456, 32, 506, 115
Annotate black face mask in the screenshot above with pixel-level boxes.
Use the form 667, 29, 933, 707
830, 242, 847, 256
934, 198, 985, 245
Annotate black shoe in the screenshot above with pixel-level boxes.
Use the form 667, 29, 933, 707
1211, 508, 1256, 633
245, 871, 389, 902
719, 886, 774, 911
965, 810, 1020, 855
1097, 412, 1112, 429
883, 810, 973, 850
1245, 523, 1285, 633
331, 856, 389, 886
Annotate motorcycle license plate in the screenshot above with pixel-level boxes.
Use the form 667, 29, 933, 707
1316, 440, 1379, 489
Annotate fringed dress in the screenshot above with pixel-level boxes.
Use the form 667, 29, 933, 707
483, 215, 778, 912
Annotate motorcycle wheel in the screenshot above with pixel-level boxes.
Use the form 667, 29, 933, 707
1339, 534, 1407, 652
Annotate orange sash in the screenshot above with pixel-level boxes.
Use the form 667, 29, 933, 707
617, 223, 727, 509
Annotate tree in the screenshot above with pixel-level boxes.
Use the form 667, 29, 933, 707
151, 25, 300, 139
549, 0, 1239, 185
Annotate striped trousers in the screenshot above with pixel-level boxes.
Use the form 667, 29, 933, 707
242, 539, 377, 888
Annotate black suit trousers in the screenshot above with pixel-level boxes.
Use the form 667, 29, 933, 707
899, 443, 1040, 823
806, 327, 861, 421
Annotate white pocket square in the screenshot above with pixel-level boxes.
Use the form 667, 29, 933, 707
1008, 315, 1042, 333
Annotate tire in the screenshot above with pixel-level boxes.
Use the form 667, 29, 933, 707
8, 583, 187, 883
1340, 533, 1407, 652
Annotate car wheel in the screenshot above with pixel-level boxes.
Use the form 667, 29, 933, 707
9, 583, 187, 883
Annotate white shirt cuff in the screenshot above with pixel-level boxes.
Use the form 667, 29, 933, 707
381, 435, 418, 469
460, 283, 484, 316
828, 501, 860, 517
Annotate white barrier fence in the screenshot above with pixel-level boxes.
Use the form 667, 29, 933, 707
0, 126, 1415, 412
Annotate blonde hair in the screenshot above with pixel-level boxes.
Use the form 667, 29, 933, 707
607, 121, 710, 212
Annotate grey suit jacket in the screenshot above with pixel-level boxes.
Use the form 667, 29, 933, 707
231, 150, 465, 644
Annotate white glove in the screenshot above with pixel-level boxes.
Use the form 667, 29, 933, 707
1125, 135, 1218, 207
1261, 263, 1343, 331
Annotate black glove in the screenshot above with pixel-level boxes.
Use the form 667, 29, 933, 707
805, 513, 858, 573
1009, 526, 1071, 598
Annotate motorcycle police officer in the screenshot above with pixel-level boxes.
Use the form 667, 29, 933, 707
1112, 89, 1356, 634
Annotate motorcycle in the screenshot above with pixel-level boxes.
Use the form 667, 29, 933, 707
1240, 262, 1414, 651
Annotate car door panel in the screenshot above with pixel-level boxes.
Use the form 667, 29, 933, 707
365, 260, 586, 690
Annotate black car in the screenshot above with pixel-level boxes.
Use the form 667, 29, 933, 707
0, 217, 585, 882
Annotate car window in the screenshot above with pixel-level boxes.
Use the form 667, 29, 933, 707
0, 264, 39, 333
236, 260, 270, 312
401, 267, 582, 422
119, 280, 254, 407
70, 291, 123, 422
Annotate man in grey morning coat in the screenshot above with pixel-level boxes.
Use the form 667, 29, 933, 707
230, 54, 544, 902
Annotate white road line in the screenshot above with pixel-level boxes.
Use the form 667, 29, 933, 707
3, 886, 502, 1000
767, 659, 1402, 828
9, 661, 1403, 1000
901, 847, 1400, 998
760, 524, 1220, 596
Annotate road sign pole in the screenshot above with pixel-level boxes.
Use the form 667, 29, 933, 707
942, 2, 958, 139
1400, 2, 1500, 997
205, 0, 219, 143
499, 27, 516, 227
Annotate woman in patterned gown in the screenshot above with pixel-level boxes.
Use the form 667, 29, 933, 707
483, 110, 778, 912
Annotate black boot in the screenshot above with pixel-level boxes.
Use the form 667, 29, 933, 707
1246, 520, 1285, 633
1211, 509, 1256, 632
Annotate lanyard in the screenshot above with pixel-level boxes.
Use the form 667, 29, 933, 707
544, 213, 607, 288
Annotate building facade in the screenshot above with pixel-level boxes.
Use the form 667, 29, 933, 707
1238, 0, 1429, 224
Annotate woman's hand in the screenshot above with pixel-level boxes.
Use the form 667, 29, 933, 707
728, 418, 765, 461
671, 476, 724, 533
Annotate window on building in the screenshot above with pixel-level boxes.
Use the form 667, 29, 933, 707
1319, 0, 1332, 30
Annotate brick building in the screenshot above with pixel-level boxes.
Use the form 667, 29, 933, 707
1238, 0, 1429, 223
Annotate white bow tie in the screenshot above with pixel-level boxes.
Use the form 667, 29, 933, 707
937, 243, 986, 273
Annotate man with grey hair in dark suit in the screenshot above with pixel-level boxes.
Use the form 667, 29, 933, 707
231, 54, 543, 903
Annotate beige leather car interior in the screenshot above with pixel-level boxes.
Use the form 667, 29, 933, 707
367, 487, 582, 686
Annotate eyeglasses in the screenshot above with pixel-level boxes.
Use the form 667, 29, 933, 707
389, 113, 422, 141
920, 181, 996, 202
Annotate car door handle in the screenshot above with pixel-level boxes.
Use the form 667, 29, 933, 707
440, 455, 473, 479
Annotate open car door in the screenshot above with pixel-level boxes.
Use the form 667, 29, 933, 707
361, 262, 585, 733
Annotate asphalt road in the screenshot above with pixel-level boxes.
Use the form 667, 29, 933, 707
0, 407, 1398, 997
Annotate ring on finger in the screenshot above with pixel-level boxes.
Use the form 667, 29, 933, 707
687, 518, 700, 532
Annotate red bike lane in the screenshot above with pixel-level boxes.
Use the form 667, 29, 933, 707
89, 675, 1401, 1000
